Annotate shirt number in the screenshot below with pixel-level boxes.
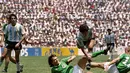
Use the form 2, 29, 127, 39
122, 57, 130, 67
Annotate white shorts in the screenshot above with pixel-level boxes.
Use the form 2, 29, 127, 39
73, 65, 84, 73
104, 62, 119, 73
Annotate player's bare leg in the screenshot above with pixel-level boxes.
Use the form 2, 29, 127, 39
15, 50, 21, 73
78, 56, 88, 70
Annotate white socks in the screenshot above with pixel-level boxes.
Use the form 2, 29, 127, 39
16, 62, 20, 71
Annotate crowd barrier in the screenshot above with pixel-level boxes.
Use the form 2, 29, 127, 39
0, 46, 125, 56
0, 47, 78, 56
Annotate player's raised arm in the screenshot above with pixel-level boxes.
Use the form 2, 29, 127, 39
67, 55, 76, 63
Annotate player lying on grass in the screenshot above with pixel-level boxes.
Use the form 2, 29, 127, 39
89, 46, 130, 73
48, 49, 111, 73
48, 54, 92, 73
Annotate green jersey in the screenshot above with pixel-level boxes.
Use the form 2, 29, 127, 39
116, 54, 130, 73
2, 24, 8, 43
76, 29, 94, 48
51, 57, 73, 73
2, 24, 8, 31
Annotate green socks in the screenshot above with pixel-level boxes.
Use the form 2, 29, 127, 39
92, 50, 104, 58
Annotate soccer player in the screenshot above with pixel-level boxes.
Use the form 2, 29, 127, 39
0, 16, 10, 72
48, 54, 92, 73
90, 46, 130, 73
76, 23, 109, 69
48, 49, 112, 73
104, 28, 117, 60
0, 21, 10, 72
4, 14, 26, 73
0, 13, 24, 73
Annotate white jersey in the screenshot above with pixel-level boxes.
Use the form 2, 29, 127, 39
4, 23, 25, 42
104, 33, 115, 44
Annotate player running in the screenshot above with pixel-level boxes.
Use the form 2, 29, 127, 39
4, 14, 25, 73
0, 14, 24, 73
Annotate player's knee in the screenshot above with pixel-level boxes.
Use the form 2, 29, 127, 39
109, 49, 112, 52
79, 57, 88, 63
88, 45, 94, 49
82, 56, 87, 60
1, 54, 6, 58
88, 48, 93, 52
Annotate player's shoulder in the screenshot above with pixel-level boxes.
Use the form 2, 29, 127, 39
5, 24, 10, 28
111, 33, 115, 36
51, 66, 57, 72
2, 24, 8, 29
77, 32, 84, 37
3, 23, 8, 26
88, 29, 92, 34
15, 23, 23, 28
76, 32, 83, 40
61, 57, 69, 61
16, 23, 22, 26
119, 53, 126, 57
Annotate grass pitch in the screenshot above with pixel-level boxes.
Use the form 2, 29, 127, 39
1, 55, 130, 73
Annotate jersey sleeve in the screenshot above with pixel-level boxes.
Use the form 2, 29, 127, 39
51, 68, 56, 73
89, 29, 95, 39
4, 25, 8, 35
119, 54, 125, 60
61, 57, 70, 63
2, 24, 4, 32
76, 38, 84, 48
21, 25, 26, 35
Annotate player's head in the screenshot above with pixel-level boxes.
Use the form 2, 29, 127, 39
9, 14, 17, 24
79, 23, 89, 33
125, 46, 130, 54
107, 28, 111, 34
48, 54, 59, 67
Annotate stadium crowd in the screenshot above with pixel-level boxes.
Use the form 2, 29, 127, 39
0, 0, 130, 48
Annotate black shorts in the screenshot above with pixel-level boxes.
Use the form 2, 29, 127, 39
6, 41, 22, 50
107, 43, 115, 50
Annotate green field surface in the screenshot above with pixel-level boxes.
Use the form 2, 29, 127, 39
1, 55, 130, 73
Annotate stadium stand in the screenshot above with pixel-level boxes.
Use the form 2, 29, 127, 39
0, 0, 129, 49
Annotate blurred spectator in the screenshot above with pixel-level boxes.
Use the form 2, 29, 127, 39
0, 0, 129, 48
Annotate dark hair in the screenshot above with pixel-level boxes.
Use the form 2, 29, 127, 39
48, 54, 56, 67
107, 28, 111, 31
79, 24, 89, 33
9, 14, 17, 20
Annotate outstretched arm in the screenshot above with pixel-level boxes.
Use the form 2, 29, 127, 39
67, 55, 76, 64
77, 39, 91, 59
108, 57, 120, 66
81, 48, 91, 59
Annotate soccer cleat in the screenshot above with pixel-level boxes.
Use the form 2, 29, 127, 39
86, 63, 91, 70
2, 69, 7, 73
17, 71, 20, 73
20, 64, 23, 72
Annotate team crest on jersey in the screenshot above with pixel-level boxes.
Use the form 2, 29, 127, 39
55, 68, 58, 70
62, 64, 66, 68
